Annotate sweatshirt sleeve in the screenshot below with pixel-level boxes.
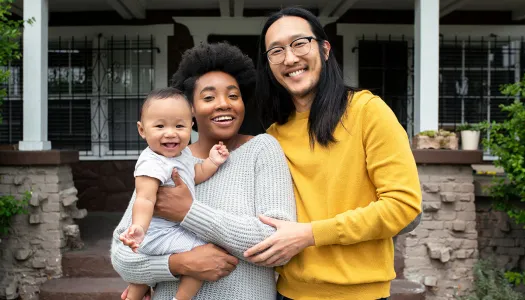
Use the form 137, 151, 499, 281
311, 96, 422, 246
180, 135, 297, 261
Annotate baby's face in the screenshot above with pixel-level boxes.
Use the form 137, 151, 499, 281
137, 96, 193, 158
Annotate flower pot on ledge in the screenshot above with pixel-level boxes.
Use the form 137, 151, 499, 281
413, 130, 458, 150
460, 130, 480, 150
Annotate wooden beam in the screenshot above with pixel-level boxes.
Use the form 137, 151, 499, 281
512, 7, 525, 21
440, 0, 471, 18
234, 0, 244, 17
331, 0, 359, 19
319, 0, 341, 18
106, 0, 146, 19
219, 0, 230, 17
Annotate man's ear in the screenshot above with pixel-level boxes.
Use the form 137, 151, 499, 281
322, 40, 331, 61
137, 121, 146, 139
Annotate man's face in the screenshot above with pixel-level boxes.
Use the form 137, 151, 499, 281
264, 16, 330, 101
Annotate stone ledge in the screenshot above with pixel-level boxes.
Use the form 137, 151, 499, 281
413, 149, 483, 165
0, 150, 79, 166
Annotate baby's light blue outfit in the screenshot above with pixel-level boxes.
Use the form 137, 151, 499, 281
134, 146, 205, 255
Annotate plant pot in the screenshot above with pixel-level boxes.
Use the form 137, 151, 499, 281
460, 130, 480, 150
413, 135, 458, 150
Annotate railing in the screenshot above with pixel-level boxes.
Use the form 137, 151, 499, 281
0, 34, 158, 158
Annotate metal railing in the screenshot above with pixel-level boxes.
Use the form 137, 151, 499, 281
0, 34, 157, 157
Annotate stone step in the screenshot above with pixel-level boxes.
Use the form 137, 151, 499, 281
62, 241, 119, 278
390, 279, 426, 300
40, 277, 128, 300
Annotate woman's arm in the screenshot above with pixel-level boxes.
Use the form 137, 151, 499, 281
111, 193, 238, 285
166, 136, 297, 261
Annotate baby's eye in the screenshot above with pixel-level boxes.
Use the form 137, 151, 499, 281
176, 125, 185, 128
155, 125, 164, 128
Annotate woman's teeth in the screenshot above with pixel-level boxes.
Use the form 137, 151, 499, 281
213, 116, 233, 122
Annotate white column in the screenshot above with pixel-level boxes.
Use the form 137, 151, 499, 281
339, 31, 359, 87
19, 0, 51, 150
414, 0, 439, 134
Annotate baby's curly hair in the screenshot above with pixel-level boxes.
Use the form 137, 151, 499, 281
171, 42, 256, 103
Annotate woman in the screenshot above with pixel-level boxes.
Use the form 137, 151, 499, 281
110, 42, 297, 299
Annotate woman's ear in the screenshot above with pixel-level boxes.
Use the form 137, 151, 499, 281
322, 40, 331, 61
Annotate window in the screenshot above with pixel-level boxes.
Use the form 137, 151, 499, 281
439, 39, 522, 128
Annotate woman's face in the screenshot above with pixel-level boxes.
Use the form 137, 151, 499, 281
192, 71, 245, 141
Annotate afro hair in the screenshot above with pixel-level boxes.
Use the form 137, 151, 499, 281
170, 42, 256, 104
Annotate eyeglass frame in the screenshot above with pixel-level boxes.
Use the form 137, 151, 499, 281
264, 36, 320, 65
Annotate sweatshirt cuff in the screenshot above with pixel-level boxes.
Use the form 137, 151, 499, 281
311, 218, 340, 246
148, 254, 180, 283
180, 201, 215, 238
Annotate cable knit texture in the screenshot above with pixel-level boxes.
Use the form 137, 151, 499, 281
111, 134, 297, 300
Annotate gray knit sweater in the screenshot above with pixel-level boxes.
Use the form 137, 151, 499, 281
111, 134, 297, 300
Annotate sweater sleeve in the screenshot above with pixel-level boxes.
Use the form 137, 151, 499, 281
110, 192, 178, 285
312, 97, 422, 246
181, 135, 297, 261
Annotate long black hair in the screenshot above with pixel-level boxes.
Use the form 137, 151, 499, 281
255, 7, 356, 147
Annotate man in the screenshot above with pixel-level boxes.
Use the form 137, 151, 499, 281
243, 7, 422, 300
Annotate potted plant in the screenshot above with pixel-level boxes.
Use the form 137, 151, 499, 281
457, 123, 481, 150
413, 129, 458, 150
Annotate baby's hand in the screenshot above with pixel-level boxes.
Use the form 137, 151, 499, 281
209, 141, 229, 166
119, 224, 145, 253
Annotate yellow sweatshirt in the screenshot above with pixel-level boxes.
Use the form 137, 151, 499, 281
267, 90, 422, 300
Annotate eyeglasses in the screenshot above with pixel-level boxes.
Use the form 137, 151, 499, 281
264, 36, 319, 65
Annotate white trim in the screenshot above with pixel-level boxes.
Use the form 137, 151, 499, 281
20, 0, 51, 151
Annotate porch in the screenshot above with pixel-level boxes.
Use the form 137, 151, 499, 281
1, 0, 525, 299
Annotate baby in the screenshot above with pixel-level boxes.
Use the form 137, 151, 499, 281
119, 87, 229, 300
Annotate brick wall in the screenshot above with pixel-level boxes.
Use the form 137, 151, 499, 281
403, 165, 478, 300
72, 161, 135, 212
476, 196, 525, 272
0, 165, 86, 299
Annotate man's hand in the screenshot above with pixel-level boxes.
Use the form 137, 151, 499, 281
243, 215, 315, 267
155, 169, 193, 222
171, 244, 239, 281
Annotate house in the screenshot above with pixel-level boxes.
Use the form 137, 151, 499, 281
1, 0, 525, 299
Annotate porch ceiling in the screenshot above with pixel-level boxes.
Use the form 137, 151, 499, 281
12, 0, 525, 19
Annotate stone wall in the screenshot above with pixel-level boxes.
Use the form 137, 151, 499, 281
402, 165, 478, 300
0, 165, 86, 300
72, 161, 135, 212
476, 196, 525, 272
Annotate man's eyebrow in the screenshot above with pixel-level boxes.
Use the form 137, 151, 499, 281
267, 34, 307, 49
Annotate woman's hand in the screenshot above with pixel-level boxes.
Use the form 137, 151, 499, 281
155, 169, 193, 222
172, 244, 239, 281
243, 215, 315, 267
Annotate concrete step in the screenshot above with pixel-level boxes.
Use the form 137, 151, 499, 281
40, 277, 128, 300
62, 239, 118, 278
390, 279, 426, 300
